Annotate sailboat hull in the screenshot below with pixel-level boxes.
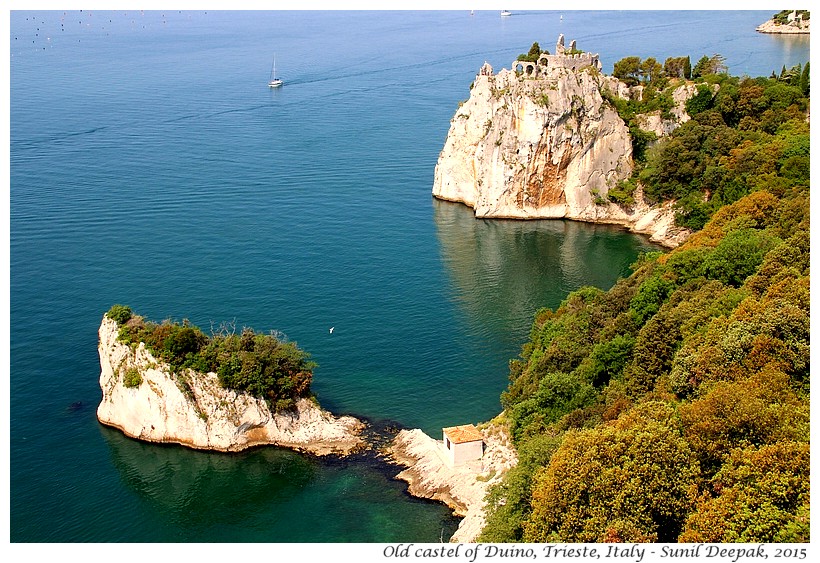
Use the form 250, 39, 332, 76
269, 55, 283, 87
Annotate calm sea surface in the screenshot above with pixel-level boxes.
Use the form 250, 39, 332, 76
10, 10, 808, 543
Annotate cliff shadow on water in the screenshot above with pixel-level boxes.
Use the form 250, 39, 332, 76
99, 418, 462, 542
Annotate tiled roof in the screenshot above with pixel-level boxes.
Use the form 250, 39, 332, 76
443, 424, 483, 444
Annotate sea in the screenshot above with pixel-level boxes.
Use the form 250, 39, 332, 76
9, 9, 809, 546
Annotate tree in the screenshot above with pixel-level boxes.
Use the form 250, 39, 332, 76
640, 57, 663, 85
692, 55, 711, 79
508, 371, 597, 441
679, 367, 809, 472
799, 61, 809, 95
524, 402, 699, 542
629, 272, 674, 325
681, 442, 810, 542
613, 56, 642, 86
692, 54, 726, 78
106, 304, 133, 325
702, 228, 780, 287
518, 41, 544, 63
480, 433, 563, 542
709, 54, 728, 75
116, 310, 316, 410
683, 55, 692, 79
685, 84, 714, 116
574, 334, 635, 387
663, 56, 685, 79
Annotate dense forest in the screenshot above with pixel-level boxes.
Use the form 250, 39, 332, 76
105, 305, 315, 411
479, 55, 810, 542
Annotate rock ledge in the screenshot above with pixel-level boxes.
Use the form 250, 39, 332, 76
388, 422, 517, 542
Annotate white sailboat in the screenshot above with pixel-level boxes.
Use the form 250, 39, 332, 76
268, 55, 283, 88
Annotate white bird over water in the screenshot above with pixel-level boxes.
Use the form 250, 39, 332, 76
329, 327, 334, 334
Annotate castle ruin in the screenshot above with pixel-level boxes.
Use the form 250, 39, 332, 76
506, 34, 602, 77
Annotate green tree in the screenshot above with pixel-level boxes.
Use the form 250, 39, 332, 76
692, 55, 711, 78
524, 403, 699, 542
613, 56, 642, 86
799, 61, 809, 95
116, 311, 316, 410
702, 228, 780, 287
681, 442, 810, 542
508, 371, 597, 442
518, 41, 545, 62
122, 367, 142, 388
629, 272, 674, 325
574, 334, 635, 387
480, 433, 563, 542
640, 57, 663, 85
685, 84, 714, 116
105, 304, 133, 325
663, 56, 685, 79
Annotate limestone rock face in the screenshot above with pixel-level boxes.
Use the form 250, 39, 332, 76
635, 83, 700, 138
757, 14, 810, 34
432, 47, 692, 247
96, 317, 365, 455
433, 65, 631, 221
389, 425, 517, 543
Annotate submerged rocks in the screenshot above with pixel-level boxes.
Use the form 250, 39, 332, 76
96, 317, 365, 455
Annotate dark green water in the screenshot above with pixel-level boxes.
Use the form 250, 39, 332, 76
10, 10, 806, 543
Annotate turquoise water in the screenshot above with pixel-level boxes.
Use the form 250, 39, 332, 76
10, 11, 808, 543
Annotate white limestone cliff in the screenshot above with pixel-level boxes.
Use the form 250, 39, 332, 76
432, 38, 692, 248
757, 12, 810, 34
634, 82, 700, 138
388, 423, 517, 543
96, 317, 365, 455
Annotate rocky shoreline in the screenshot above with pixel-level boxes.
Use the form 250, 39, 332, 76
756, 17, 810, 34
97, 317, 365, 455
387, 421, 517, 543
98, 313, 520, 541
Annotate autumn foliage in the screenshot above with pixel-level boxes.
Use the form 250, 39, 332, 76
480, 75, 810, 541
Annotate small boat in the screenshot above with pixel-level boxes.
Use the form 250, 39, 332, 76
268, 55, 283, 88
501, 10, 512, 17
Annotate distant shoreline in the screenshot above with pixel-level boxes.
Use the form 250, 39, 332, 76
756, 18, 810, 35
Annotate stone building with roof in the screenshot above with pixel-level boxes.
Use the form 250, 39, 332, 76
442, 424, 484, 466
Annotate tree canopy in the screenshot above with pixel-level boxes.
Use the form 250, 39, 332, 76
479, 92, 810, 541
105, 308, 315, 411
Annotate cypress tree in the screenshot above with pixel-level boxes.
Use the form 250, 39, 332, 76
683, 56, 691, 80
800, 61, 810, 95
790, 63, 802, 86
